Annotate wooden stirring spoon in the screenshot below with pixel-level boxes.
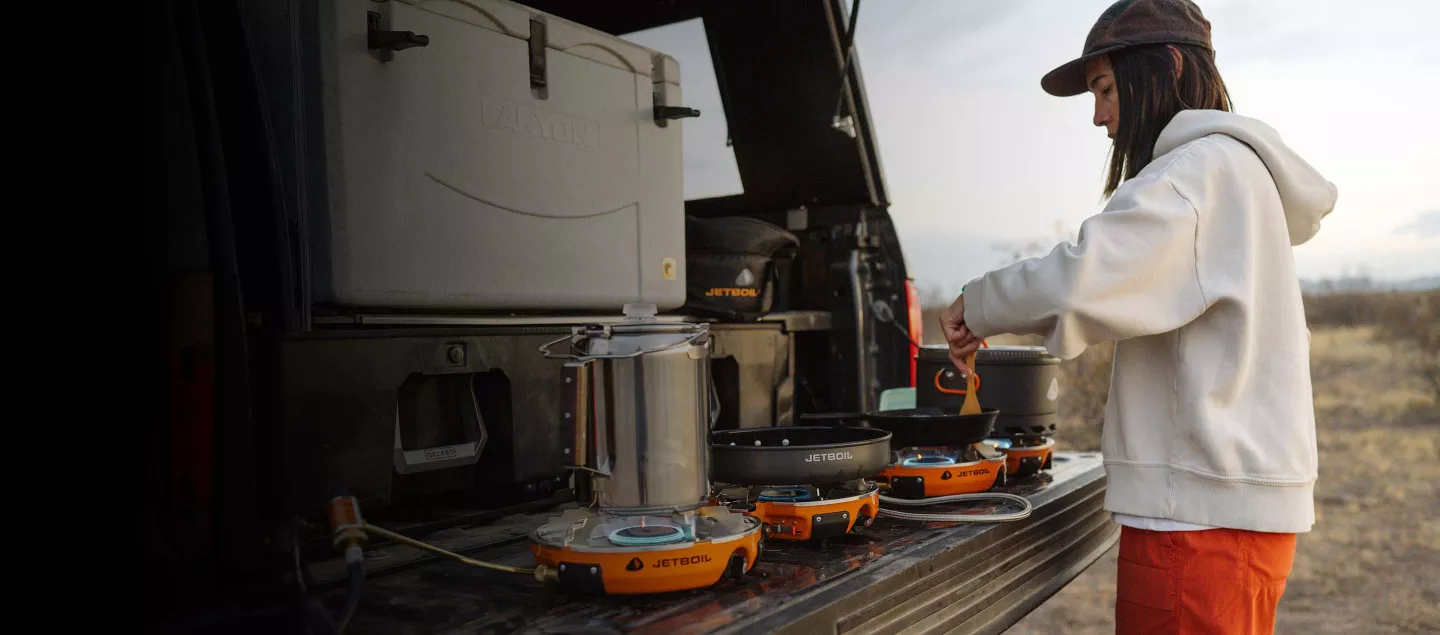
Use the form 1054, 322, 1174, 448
960, 351, 982, 415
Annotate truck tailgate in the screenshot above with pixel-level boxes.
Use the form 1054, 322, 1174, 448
326, 453, 1115, 634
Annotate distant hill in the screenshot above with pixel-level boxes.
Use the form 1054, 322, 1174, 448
1301, 276, 1440, 295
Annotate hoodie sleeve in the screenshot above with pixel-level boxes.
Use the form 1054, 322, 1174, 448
963, 171, 1210, 360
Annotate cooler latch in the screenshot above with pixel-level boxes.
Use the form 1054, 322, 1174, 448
367, 11, 428, 62
654, 93, 700, 127
529, 17, 548, 99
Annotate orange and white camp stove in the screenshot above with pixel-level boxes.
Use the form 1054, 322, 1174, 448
877, 443, 1008, 498
530, 506, 763, 595
533, 309, 769, 595
986, 436, 1056, 479
714, 482, 880, 541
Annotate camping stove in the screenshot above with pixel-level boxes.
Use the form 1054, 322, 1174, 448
530, 506, 762, 595
531, 306, 763, 594
712, 481, 880, 541
985, 435, 1056, 479
877, 443, 1008, 498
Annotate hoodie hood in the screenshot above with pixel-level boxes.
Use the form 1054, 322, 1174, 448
1155, 110, 1337, 246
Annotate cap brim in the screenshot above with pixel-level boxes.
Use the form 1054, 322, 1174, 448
1040, 55, 1094, 97
1042, 41, 1152, 95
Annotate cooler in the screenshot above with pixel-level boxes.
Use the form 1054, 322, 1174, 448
313, 0, 688, 310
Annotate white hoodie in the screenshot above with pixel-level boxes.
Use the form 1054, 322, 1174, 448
964, 110, 1337, 534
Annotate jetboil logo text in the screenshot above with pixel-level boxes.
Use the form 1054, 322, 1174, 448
704, 268, 759, 298
951, 466, 992, 479
624, 554, 715, 573
654, 554, 712, 568
805, 451, 854, 463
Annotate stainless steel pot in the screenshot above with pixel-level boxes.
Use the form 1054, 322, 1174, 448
540, 304, 711, 514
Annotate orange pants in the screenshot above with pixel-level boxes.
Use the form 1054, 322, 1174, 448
1115, 526, 1296, 635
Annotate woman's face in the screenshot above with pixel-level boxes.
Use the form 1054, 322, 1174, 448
1086, 55, 1119, 139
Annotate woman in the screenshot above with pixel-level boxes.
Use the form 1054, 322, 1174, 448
938, 1, 1336, 633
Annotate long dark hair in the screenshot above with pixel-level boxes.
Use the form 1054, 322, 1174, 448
1105, 43, 1232, 195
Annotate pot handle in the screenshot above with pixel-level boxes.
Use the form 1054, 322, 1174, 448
539, 328, 709, 360
561, 360, 593, 469
934, 338, 988, 394
539, 333, 581, 360
934, 368, 981, 395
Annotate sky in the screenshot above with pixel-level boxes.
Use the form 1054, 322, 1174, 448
625, 0, 1440, 294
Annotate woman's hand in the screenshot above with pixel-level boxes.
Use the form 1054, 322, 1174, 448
938, 294, 982, 375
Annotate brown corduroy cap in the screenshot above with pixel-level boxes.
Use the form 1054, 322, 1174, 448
1042, 0, 1213, 97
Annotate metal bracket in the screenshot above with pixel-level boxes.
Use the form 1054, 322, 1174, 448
809, 510, 853, 540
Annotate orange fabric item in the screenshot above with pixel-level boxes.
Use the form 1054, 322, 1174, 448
1115, 526, 1297, 634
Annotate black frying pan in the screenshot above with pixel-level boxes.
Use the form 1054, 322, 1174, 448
861, 407, 999, 448
710, 426, 892, 485
797, 412, 868, 426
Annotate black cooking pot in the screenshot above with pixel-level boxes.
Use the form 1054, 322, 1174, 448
917, 345, 1060, 438
862, 407, 999, 448
710, 426, 891, 485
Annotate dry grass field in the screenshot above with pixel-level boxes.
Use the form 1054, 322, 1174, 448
924, 292, 1440, 633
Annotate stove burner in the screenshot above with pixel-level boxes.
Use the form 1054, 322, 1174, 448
607, 524, 687, 547
757, 487, 815, 503
985, 438, 1014, 449
902, 456, 957, 467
